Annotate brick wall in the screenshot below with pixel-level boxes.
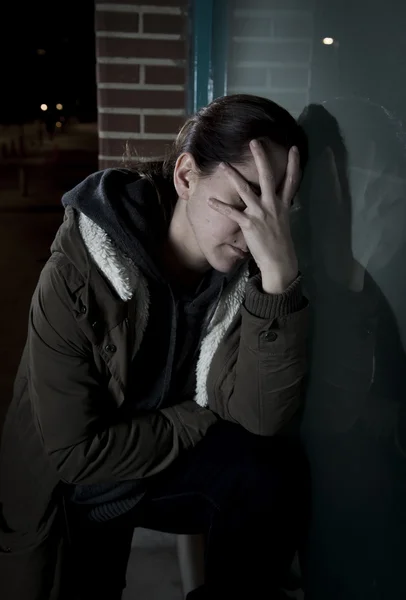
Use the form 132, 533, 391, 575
227, 0, 315, 118
95, 0, 188, 169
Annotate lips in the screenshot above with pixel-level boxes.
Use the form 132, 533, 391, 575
230, 245, 249, 258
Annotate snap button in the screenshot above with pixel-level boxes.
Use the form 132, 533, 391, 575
80, 306, 87, 314
264, 331, 278, 342
105, 344, 117, 353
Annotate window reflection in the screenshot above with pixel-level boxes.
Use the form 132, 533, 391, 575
225, 0, 406, 597
293, 97, 406, 598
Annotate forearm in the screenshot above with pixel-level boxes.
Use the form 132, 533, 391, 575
209, 274, 308, 436
48, 401, 218, 485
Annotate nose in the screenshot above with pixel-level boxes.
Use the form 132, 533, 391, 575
233, 237, 248, 253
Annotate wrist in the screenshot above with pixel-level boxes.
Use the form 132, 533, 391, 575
260, 265, 298, 295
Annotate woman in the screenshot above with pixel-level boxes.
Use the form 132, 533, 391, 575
0, 94, 309, 600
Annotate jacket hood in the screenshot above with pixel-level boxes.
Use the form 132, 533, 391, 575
51, 169, 242, 305
60, 168, 166, 284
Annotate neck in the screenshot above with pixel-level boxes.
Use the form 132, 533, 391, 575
161, 198, 210, 289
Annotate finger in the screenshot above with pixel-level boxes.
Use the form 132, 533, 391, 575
219, 163, 262, 214
281, 146, 301, 207
207, 197, 249, 226
249, 139, 276, 201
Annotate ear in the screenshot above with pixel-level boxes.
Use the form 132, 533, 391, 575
173, 152, 198, 201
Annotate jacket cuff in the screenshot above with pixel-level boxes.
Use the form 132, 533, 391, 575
245, 273, 303, 319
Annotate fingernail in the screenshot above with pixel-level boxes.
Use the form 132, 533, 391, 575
250, 139, 259, 148
219, 162, 227, 170
292, 146, 299, 154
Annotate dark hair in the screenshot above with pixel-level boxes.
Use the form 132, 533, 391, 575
298, 102, 352, 213
126, 94, 308, 222
296, 98, 406, 277
297, 97, 406, 235
294, 103, 353, 278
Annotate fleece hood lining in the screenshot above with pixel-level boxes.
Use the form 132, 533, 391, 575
78, 212, 248, 407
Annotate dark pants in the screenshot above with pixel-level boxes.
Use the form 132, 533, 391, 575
65, 421, 309, 599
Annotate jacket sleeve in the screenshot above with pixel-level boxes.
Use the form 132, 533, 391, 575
208, 273, 309, 436
27, 261, 218, 485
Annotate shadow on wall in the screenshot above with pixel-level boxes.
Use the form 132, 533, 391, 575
293, 97, 406, 598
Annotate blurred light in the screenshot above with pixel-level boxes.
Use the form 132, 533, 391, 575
56, 103, 63, 110
56, 122, 62, 128
323, 37, 334, 45
40, 104, 48, 111
37, 49, 46, 55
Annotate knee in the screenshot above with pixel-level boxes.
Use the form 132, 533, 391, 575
202, 422, 309, 515
232, 434, 309, 515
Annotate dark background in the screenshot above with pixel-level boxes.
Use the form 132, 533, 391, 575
0, 1, 97, 125
0, 1, 99, 428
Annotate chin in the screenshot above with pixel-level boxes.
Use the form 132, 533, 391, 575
208, 252, 245, 273
214, 263, 235, 273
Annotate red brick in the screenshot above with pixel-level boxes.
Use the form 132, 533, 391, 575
148, 0, 187, 5
233, 0, 311, 7
100, 138, 173, 158
98, 63, 140, 84
145, 65, 185, 85
99, 157, 168, 171
98, 88, 186, 109
97, 0, 138, 3
97, 37, 185, 60
144, 115, 184, 134
96, 11, 139, 33
138, 0, 186, 5
143, 14, 184, 35
99, 114, 141, 133
97, 0, 186, 4
99, 159, 124, 170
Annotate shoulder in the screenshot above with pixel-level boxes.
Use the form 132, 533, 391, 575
61, 167, 148, 207
35, 253, 86, 317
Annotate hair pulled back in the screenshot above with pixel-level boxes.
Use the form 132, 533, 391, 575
126, 94, 307, 222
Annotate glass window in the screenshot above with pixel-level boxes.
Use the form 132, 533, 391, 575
219, 1, 406, 597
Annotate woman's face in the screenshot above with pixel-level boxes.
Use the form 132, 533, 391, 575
176, 144, 288, 273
